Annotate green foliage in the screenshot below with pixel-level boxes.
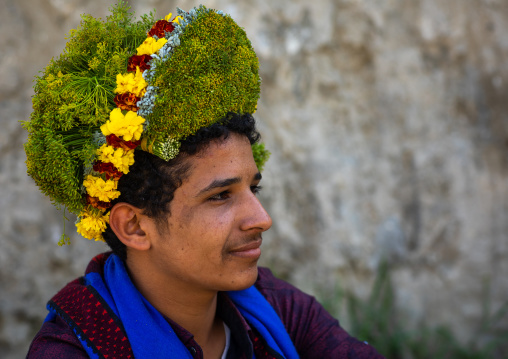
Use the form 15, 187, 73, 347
320, 264, 508, 359
24, 127, 84, 214
23, 2, 266, 221
23, 2, 152, 215
146, 8, 260, 143
251, 143, 270, 172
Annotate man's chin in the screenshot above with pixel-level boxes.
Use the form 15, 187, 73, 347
223, 265, 259, 292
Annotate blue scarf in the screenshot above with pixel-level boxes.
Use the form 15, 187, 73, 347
75, 254, 299, 359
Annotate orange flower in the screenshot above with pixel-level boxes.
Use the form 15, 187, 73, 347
148, 20, 175, 38
86, 195, 113, 210
93, 161, 123, 180
114, 93, 140, 111
127, 54, 152, 73
106, 134, 140, 151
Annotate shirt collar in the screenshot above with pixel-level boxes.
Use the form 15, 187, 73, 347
161, 292, 254, 358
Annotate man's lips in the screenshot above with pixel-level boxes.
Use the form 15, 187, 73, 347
229, 239, 262, 258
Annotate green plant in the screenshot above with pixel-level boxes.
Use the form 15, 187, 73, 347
319, 263, 508, 359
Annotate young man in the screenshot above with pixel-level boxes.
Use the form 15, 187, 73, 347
25, 5, 384, 358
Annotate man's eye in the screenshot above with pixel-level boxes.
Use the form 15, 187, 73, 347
208, 190, 231, 201
251, 185, 262, 195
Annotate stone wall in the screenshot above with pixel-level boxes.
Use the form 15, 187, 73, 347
1, 0, 507, 357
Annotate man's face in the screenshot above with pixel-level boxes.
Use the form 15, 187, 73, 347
144, 133, 272, 293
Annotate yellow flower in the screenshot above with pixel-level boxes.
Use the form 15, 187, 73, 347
76, 210, 110, 242
97, 144, 135, 174
136, 37, 168, 56
115, 67, 148, 97
163, 12, 182, 24
101, 108, 145, 141
83, 174, 121, 202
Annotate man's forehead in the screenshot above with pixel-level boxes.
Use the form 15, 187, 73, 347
180, 134, 257, 183
194, 134, 251, 156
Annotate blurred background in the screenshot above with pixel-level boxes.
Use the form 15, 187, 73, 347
1, 0, 507, 357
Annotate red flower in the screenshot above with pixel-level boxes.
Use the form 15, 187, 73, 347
106, 134, 141, 151
106, 134, 123, 148
86, 195, 113, 210
93, 161, 123, 180
127, 54, 152, 72
148, 20, 175, 38
114, 93, 140, 111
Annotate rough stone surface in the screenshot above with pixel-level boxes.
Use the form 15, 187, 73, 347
2, 0, 507, 357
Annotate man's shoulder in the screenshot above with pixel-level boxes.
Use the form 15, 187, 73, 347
254, 267, 386, 358
255, 266, 279, 288
255, 266, 305, 293
27, 315, 88, 358
254, 266, 316, 317
29, 253, 133, 359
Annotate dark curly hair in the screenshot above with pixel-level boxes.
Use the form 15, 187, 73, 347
103, 112, 261, 261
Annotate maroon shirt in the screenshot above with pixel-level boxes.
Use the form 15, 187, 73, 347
27, 266, 384, 358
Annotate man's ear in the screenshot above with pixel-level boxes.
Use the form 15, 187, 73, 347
109, 202, 151, 251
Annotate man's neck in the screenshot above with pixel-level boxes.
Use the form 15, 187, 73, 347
125, 253, 226, 356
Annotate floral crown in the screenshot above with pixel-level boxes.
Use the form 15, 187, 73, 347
23, 3, 269, 245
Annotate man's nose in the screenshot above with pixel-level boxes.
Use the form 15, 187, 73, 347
239, 192, 272, 232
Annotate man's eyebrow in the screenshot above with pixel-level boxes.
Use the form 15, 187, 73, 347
196, 177, 241, 197
196, 172, 262, 197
